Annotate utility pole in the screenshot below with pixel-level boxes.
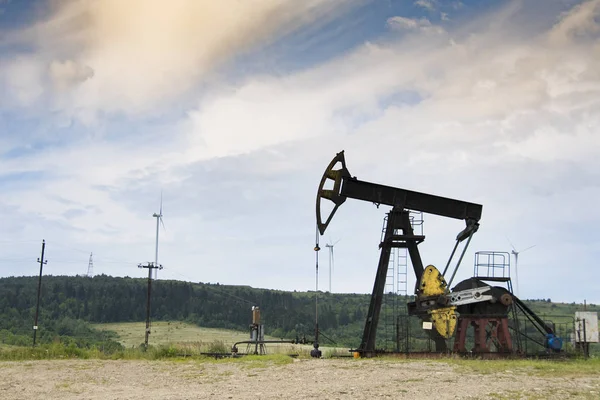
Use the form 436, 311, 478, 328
33, 240, 48, 346
138, 262, 163, 348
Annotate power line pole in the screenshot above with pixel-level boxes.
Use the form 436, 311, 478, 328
33, 239, 48, 346
138, 262, 163, 348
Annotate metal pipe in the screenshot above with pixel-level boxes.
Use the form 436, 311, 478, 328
583, 319, 588, 359
447, 233, 474, 288
232, 340, 296, 349
442, 240, 460, 277
314, 226, 320, 346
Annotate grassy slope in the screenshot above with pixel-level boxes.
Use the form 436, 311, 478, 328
526, 301, 600, 323
92, 321, 350, 356
92, 321, 273, 348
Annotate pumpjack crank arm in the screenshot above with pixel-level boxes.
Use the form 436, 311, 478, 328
449, 286, 495, 306
412, 286, 496, 311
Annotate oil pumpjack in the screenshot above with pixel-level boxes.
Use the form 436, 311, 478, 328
315, 151, 561, 356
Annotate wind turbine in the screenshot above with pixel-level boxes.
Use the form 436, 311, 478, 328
507, 237, 535, 297
152, 193, 166, 279
325, 239, 340, 293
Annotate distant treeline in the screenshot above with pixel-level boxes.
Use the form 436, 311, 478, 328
0, 275, 596, 349
0, 275, 378, 347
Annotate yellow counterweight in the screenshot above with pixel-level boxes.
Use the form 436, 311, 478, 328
419, 265, 457, 339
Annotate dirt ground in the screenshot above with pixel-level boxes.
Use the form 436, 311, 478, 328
1, 358, 599, 400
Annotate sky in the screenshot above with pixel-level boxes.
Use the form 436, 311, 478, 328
0, 0, 599, 303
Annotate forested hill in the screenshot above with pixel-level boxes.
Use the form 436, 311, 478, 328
1, 275, 597, 348
0, 275, 372, 345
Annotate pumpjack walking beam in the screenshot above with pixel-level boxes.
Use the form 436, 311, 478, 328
316, 152, 482, 236
316, 151, 482, 355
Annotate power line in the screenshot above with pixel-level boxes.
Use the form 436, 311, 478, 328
0, 240, 41, 244
48, 243, 91, 254
94, 256, 139, 264
0, 257, 35, 262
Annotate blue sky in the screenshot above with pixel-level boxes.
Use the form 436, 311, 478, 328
0, 0, 599, 303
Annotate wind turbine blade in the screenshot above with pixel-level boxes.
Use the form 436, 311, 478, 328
521, 244, 536, 253
160, 216, 166, 233
505, 235, 516, 252
333, 238, 341, 246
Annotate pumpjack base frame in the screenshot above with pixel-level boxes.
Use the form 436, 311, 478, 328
453, 316, 513, 353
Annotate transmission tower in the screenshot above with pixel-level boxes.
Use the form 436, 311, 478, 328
87, 253, 94, 277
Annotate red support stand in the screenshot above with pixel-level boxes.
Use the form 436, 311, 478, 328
453, 316, 513, 353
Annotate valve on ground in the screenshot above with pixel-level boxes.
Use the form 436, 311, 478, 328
310, 342, 322, 358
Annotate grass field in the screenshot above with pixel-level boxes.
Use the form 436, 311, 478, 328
91, 321, 350, 356
92, 321, 272, 348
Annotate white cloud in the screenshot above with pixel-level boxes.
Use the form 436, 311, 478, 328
1, 0, 360, 118
387, 16, 445, 34
1, 1, 600, 301
452, 1, 465, 10
48, 60, 94, 91
0, 56, 45, 107
548, 0, 600, 45
172, 0, 600, 298
415, 0, 436, 11
181, 0, 600, 162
